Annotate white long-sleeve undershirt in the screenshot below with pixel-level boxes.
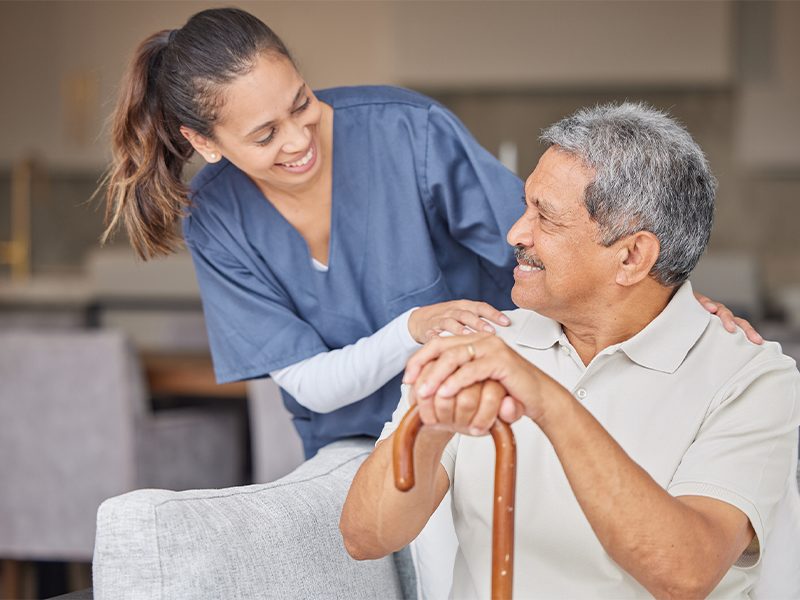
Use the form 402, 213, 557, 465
269, 308, 422, 414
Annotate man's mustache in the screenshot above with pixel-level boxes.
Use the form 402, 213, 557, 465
514, 245, 545, 269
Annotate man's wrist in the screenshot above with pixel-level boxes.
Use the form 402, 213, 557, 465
416, 426, 455, 451
530, 382, 577, 434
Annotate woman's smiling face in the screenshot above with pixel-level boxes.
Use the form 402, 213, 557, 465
202, 53, 328, 191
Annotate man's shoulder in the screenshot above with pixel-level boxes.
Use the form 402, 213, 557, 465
696, 316, 798, 382
683, 318, 800, 421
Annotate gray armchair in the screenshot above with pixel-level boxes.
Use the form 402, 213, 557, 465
92, 438, 416, 599
0, 330, 245, 563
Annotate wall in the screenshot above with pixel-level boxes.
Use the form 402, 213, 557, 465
0, 0, 733, 169
0, 1, 395, 169
735, 1, 800, 171
0, 0, 798, 304
731, 1, 800, 297
391, 1, 732, 88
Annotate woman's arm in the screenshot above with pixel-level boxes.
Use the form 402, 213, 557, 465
271, 300, 512, 412
270, 309, 421, 413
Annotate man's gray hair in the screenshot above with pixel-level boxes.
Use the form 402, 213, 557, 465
540, 102, 716, 286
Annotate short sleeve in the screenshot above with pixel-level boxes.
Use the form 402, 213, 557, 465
184, 234, 328, 384
424, 104, 523, 280
668, 358, 800, 567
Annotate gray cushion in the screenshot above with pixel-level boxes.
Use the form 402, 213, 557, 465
93, 437, 415, 599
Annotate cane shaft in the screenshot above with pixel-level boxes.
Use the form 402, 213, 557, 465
490, 421, 516, 600
393, 405, 516, 599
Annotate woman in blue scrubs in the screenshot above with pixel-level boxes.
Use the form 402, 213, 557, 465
102, 8, 757, 459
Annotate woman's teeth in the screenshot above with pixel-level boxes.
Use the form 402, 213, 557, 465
282, 146, 314, 167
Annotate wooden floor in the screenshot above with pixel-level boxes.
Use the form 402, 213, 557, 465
0, 560, 91, 600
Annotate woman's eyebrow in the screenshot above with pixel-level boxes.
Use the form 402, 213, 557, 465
245, 84, 306, 137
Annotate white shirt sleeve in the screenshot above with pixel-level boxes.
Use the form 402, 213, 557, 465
269, 308, 422, 413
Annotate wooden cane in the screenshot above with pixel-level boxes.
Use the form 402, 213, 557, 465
393, 405, 517, 600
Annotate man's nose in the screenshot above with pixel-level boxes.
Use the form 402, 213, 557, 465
507, 217, 532, 248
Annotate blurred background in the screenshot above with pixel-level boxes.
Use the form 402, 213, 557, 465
1, 1, 798, 597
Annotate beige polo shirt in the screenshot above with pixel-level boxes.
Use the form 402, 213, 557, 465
382, 282, 800, 598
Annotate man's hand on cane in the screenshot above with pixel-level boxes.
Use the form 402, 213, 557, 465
403, 332, 571, 432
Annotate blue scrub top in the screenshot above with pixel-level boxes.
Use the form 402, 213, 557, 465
183, 86, 524, 457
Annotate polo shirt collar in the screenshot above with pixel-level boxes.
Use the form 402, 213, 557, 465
512, 281, 710, 374
619, 281, 710, 373
514, 310, 563, 350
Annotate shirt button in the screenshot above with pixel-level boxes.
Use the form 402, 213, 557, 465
560, 346, 570, 355
576, 388, 588, 399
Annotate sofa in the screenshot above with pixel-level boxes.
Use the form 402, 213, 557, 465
91, 437, 416, 599
88, 424, 800, 599
84, 439, 800, 600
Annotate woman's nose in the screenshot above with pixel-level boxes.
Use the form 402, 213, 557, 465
282, 121, 311, 154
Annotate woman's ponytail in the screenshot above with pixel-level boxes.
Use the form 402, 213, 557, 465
100, 9, 294, 260
101, 30, 193, 260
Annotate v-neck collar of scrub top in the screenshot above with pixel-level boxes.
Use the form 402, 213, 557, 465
231, 95, 372, 300
511, 281, 711, 374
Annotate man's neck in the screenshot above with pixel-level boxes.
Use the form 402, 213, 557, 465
560, 282, 675, 366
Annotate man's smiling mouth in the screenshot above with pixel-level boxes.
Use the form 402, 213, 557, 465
514, 245, 545, 271
518, 264, 544, 272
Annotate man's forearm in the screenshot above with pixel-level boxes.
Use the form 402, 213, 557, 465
537, 391, 750, 598
340, 427, 452, 560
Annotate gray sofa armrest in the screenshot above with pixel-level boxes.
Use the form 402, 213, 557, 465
93, 437, 415, 600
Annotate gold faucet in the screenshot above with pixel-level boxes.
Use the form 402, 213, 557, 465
0, 157, 34, 282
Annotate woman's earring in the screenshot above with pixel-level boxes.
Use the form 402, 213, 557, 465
209, 153, 218, 161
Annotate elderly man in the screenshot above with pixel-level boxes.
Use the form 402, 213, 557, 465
340, 103, 800, 598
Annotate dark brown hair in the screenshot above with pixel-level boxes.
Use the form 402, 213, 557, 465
101, 8, 293, 259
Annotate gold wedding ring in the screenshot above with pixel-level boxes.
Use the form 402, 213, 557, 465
466, 343, 476, 360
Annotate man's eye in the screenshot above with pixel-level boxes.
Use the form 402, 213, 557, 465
532, 209, 549, 224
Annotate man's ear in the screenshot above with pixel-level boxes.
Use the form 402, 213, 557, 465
614, 231, 660, 287
180, 126, 222, 163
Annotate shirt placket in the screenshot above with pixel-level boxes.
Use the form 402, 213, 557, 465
558, 336, 621, 403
